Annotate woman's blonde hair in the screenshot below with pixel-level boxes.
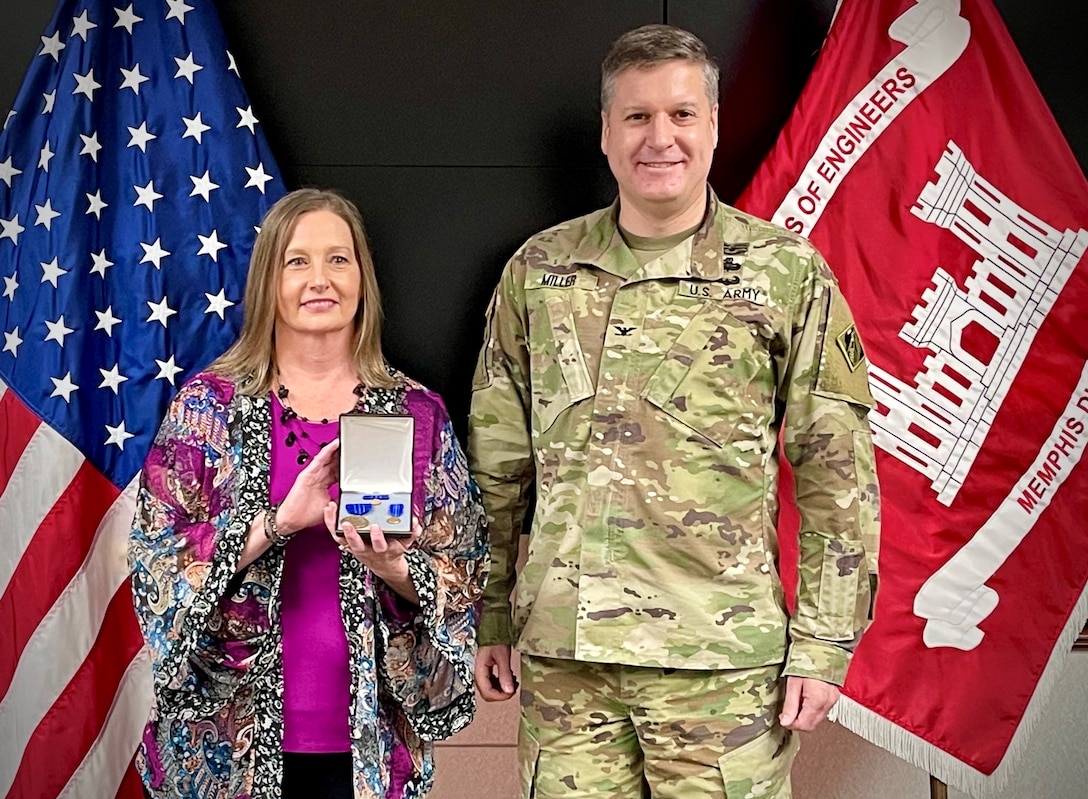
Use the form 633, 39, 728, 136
208, 188, 393, 393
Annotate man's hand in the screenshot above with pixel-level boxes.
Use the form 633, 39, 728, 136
779, 676, 839, 731
474, 644, 518, 702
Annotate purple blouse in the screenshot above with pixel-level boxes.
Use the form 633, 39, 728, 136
270, 397, 349, 753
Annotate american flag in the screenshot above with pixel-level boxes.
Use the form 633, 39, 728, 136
0, 1, 284, 796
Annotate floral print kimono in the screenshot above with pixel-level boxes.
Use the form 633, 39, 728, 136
129, 371, 489, 799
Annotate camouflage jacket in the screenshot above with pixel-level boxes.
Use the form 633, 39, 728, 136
468, 190, 879, 683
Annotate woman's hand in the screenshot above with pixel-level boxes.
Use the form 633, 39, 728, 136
236, 440, 341, 571
278, 439, 340, 535
324, 502, 422, 604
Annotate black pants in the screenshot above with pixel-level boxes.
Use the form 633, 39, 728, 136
282, 752, 353, 799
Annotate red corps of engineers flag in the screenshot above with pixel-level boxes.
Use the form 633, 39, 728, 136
737, 0, 1088, 794
0, 1, 284, 797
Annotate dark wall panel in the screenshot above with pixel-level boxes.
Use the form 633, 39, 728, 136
215, 0, 660, 173
993, 1, 1088, 162
0, 3, 55, 113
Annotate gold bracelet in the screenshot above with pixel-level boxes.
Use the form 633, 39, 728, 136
263, 504, 287, 547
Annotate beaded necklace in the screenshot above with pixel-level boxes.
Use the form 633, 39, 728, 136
276, 383, 365, 465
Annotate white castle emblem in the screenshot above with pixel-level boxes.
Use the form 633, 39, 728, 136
868, 140, 1086, 506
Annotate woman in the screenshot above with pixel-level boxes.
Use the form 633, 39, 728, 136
128, 188, 488, 799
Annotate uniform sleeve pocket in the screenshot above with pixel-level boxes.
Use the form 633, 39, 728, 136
471, 295, 498, 391
800, 533, 865, 641
718, 727, 798, 799
853, 429, 880, 576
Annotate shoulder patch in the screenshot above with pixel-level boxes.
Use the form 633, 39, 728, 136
836, 324, 865, 372
815, 288, 874, 407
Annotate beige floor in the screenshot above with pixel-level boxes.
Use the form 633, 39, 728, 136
433, 533, 525, 798
432, 686, 521, 798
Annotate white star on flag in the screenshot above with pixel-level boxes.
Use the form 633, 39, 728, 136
42, 90, 56, 114
40, 257, 68, 288
90, 248, 114, 277
0, 156, 22, 187
236, 105, 258, 133
104, 421, 134, 450
165, 0, 195, 24
39, 31, 65, 61
3, 326, 22, 355
1, 215, 25, 244
126, 121, 156, 151
139, 238, 170, 269
86, 190, 108, 219
182, 112, 211, 143
79, 131, 102, 161
155, 355, 183, 385
2, 272, 17, 300
38, 141, 55, 170
134, 180, 163, 211
50, 372, 79, 402
98, 364, 129, 393
197, 230, 227, 262
94, 306, 121, 336
245, 162, 274, 193
71, 9, 97, 41
73, 68, 102, 101
120, 64, 149, 94
114, 4, 143, 34
204, 288, 235, 319
227, 50, 239, 76
190, 170, 219, 202
34, 199, 61, 230
174, 53, 203, 84
146, 296, 177, 327
44, 315, 74, 346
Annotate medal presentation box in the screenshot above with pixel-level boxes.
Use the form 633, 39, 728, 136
338, 414, 414, 536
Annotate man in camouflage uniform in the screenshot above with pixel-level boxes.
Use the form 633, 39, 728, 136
468, 23, 879, 799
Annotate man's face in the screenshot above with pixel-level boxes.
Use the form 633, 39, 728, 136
601, 60, 718, 228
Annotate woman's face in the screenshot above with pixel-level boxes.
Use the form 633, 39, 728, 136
275, 209, 362, 341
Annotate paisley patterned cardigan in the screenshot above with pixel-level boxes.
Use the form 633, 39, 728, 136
128, 372, 489, 799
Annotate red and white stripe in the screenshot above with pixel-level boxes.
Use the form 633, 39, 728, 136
0, 376, 151, 799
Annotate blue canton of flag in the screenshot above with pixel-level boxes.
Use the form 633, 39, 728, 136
0, 0, 285, 486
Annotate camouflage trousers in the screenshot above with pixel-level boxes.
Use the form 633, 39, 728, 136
518, 655, 799, 799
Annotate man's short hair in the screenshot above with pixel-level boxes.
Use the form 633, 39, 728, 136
600, 24, 720, 111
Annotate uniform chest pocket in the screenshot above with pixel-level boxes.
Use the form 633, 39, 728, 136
527, 294, 595, 435
642, 301, 772, 448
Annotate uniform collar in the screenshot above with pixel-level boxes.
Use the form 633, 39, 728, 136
568, 185, 730, 281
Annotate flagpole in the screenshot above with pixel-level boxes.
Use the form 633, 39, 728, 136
930, 775, 948, 799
